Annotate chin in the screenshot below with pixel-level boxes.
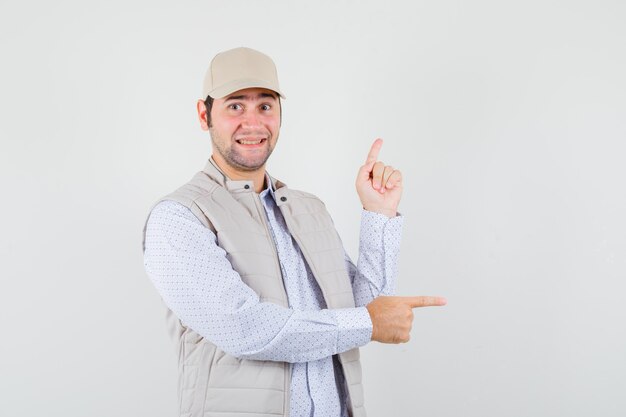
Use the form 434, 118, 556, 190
230, 158, 268, 172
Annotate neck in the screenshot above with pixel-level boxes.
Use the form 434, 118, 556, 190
211, 154, 267, 193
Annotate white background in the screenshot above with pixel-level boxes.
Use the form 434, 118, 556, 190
1, 1, 625, 416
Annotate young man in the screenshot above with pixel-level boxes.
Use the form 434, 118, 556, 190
143, 47, 446, 417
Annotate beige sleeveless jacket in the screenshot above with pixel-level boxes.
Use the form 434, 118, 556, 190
142, 159, 366, 417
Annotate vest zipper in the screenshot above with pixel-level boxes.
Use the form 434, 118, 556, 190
251, 192, 288, 304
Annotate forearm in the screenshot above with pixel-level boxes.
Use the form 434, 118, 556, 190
350, 209, 404, 306
231, 306, 371, 362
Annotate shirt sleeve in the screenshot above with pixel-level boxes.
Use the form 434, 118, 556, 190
143, 200, 372, 363
347, 209, 404, 307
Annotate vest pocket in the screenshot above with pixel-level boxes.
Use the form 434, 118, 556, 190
206, 354, 286, 415
204, 387, 285, 415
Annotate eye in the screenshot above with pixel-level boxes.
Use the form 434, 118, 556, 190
260, 104, 272, 111
228, 103, 243, 111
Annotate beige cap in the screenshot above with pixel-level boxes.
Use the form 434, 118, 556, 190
202, 47, 285, 99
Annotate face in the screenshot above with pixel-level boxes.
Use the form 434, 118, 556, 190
202, 87, 281, 173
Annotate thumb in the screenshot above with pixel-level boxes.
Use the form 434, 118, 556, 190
357, 161, 376, 182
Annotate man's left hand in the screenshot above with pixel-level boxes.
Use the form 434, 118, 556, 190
355, 138, 403, 218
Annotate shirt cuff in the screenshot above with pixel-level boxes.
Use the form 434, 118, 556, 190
359, 209, 404, 253
332, 307, 373, 353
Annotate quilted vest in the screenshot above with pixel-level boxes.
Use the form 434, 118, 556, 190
142, 158, 366, 417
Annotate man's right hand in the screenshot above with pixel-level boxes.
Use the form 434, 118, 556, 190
365, 296, 447, 343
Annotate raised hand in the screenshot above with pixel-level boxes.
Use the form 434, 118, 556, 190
355, 138, 403, 218
366, 295, 447, 343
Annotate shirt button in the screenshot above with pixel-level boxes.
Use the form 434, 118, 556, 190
280, 196, 287, 202
244, 184, 250, 189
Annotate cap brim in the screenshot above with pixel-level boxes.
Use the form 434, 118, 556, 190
207, 78, 286, 99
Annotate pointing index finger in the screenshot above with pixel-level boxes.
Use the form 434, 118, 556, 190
365, 138, 383, 165
402, 296, 448, 308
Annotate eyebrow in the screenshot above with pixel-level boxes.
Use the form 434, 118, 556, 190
225, 92, 278, 102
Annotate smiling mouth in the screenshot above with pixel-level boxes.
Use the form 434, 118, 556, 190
236, 138, 267, 145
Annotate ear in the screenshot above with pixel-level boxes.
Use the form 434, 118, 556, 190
197, 99, 210, 131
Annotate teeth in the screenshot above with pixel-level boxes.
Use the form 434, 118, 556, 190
238, 139, 263, 145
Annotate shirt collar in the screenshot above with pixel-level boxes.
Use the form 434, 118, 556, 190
259, 172, 277, 202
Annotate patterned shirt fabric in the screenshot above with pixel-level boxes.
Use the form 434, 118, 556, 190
143, 177, 403, 417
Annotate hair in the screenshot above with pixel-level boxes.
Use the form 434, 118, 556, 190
204, 95, 215, 127
203, 93, 282, 128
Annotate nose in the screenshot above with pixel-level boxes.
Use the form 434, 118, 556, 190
241, 109, 262, 129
